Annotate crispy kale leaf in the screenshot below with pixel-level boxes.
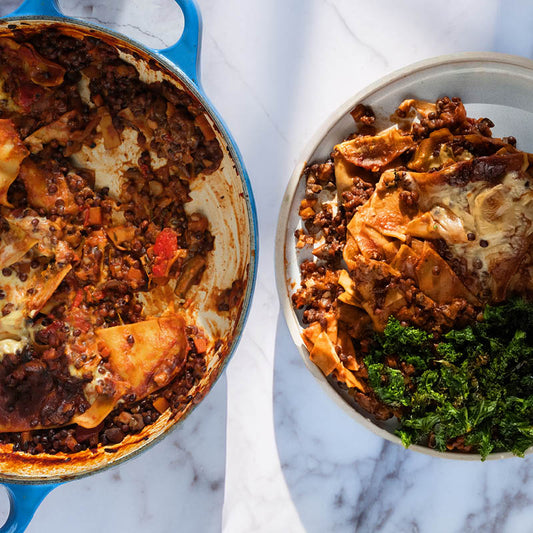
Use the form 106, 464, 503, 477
367, 363, 409, 407
364, 299, 533, 460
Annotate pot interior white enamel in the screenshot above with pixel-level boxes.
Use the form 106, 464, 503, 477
277, 53, 533, 460
0, 18, 256, 482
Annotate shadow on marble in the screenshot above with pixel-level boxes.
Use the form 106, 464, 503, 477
0, 1, 185, 51
21, 374, 228, 533
0, 1, 184, 51
273, 313, 533, 533
493, 0, 533, 57
58, 0, 184, 49
0, 1, 23, 16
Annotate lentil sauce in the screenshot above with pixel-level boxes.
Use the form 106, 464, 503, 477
0, 27, 224, 455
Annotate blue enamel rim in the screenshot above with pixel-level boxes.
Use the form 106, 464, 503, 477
0, 0, 258, 530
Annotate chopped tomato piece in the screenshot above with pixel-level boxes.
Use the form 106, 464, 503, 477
152, 261, 166, 278
153, 228, 178, 259
72, 289, 84, 308
152, 228, 179, 278
15, 82, 43, 111
69, 309, 91, 334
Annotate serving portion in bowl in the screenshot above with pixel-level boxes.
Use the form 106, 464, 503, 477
0, 18, 255, 481
277, 54, 533, 460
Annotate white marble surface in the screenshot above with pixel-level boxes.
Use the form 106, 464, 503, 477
2, 0, 533, 532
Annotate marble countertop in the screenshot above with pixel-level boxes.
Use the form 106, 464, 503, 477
2, 0, 533, 532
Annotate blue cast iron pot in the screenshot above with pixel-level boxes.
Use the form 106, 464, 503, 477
0, 0, 258, 530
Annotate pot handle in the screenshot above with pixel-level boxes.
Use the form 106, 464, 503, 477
8, 0, 62, 17
0, 483, 57, 533
156, 0, 202, 86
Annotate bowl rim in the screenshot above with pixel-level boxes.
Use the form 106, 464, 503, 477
275, 51, 533, 461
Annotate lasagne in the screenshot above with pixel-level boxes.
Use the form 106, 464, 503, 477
293, 97, 533, 449
0, 28, 226, 454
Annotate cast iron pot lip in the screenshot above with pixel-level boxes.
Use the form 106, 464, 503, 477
276, 51, 533, 462
0, 13, 258, 484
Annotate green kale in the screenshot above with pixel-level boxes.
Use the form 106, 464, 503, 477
380, 317, 432, 371
436, 342, 461, 363
364, 299, 533, 460
367, 363, 409, 408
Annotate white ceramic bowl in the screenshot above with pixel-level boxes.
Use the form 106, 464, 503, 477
276, 52, 533, 460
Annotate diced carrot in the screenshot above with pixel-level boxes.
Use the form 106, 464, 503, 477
153, 397, 170, 414
194, 336, 207, 354
84, 206, 102, 226
299, 206, 315, 220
